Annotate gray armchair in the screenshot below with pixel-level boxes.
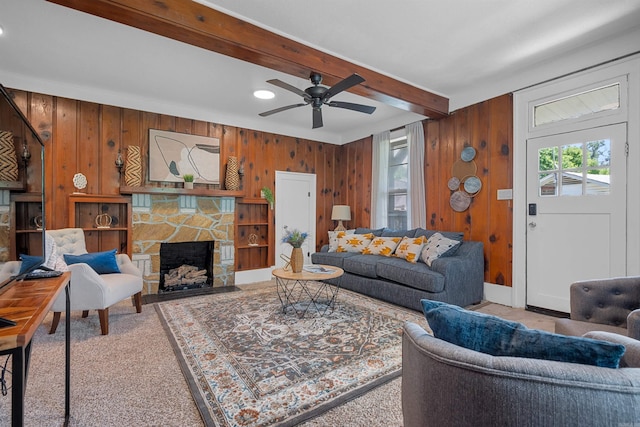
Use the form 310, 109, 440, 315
555, 276, 640, 340
402, 322, 640, 427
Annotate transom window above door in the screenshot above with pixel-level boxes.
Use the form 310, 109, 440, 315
533, 83, 620, 127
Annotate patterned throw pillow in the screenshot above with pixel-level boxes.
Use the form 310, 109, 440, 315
328, 229, 355, 252
394, 236, 427, 263
420, 232, 462, 266
337, 233, 374, 253
362, 236, 402, 256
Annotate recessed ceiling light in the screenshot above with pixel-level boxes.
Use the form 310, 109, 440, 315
253, 90, 275, 100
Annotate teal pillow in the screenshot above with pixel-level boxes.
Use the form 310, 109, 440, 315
421, 299, 625, 368
64, 249, 121, 274
19, 254, 43, 274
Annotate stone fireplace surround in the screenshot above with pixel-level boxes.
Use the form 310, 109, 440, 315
129, 194, 235, 296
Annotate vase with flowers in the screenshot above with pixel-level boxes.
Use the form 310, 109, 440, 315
282, 227, 308, 273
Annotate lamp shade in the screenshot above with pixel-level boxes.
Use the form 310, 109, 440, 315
331, 205, 351, 221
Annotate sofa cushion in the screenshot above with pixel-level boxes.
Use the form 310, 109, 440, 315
381, 228, 417, 238
420, 232, 461, 266
377, 257, 445, 293
394, 236, 427, 263
343, 254, 385, 278
363, 236, 401, 256
355, 227, 385, 237
421, 299, 626, 368
337, 233, 374, 253
311, 251, 359, 269
414, 228, 464, 242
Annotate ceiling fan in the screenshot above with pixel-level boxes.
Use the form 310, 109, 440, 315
258, 72, 376, 129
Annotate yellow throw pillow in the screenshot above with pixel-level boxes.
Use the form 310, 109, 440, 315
363, 236, 401, 256
394, 236, 427, 263
337, 233, 374, 253
328, 229, 354, 252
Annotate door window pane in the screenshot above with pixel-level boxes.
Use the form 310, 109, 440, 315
539, 173, 557, 196
538, 147, 558, 171
561, 144, 583, 169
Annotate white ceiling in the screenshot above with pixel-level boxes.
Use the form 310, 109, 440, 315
1, 0, 639, 144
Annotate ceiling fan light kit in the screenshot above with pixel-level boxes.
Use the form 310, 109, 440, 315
259, 72, 376, 128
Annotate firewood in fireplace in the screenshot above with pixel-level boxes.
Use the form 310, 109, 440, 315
164, 264, 209, 287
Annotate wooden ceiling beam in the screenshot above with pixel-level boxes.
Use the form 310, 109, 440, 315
47, 0, 449, 118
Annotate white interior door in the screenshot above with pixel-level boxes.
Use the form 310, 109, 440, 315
526, 123, 627, 312
275, 171, 316, 268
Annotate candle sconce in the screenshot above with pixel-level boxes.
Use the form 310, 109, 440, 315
115, 149, 124, 175
21, 139, 31, 168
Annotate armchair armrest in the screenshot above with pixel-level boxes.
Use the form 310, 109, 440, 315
116, 254, 142, 277
583, 331, 640, 367
629, 309, 640, 340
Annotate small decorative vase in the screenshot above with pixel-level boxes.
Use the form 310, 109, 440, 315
225, 156, 240, 191
184, 181, 194, 189
125, 145, 143, 187
290, 247, 304, 273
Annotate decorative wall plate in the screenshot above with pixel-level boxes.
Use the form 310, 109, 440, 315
451, 158, 477, 180
447, 177, 460, 191
450, 190, 471, 212
463, 176, 482, 195
73, 172, 87, 192
461, 146, 477, 162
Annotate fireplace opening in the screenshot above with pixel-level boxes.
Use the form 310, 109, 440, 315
159, 241, 214, 293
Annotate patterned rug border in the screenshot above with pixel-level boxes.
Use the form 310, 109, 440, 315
155, 285, 426, 426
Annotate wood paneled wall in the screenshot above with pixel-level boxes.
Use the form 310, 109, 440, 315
339, 94, 513, 286
10, 88, 512, 287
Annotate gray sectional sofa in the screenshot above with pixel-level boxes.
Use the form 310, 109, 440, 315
311, 228, 484, 311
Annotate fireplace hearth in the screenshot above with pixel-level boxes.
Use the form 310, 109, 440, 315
159, 241, 214, 293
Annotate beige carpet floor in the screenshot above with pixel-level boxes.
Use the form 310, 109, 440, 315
0, 281, 557, 426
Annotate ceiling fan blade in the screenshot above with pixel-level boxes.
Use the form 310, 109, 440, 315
266, 79, 311, 100
312, 107, 323, 129
327, 101, 376, 114
323, 74, 365, 100
259, 103, 307, 117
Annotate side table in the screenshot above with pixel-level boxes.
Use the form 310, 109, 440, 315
272, 265, 344, 318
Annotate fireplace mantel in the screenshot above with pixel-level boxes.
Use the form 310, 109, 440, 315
120, 186, 245, 198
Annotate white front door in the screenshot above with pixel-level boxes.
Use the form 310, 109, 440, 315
275, 171, 316, 268
526, 123, 627, 312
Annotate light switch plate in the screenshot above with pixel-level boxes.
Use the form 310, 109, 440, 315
497, 189, 513, 200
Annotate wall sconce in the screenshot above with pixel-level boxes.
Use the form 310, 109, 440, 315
115, 149, 124, 175
331, 205, 351, 231
21, 140, 31, 167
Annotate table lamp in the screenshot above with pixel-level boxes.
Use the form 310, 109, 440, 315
331, 205, 351, 231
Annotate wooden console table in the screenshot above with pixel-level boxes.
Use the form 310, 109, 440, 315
0, 272, 71, 426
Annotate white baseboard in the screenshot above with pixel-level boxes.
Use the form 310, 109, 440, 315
234, 268, 273, 285
483, 282, 513, 306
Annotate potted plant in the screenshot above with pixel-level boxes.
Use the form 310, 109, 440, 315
282, 227, 308, 273
261, 186, 274, 209
183, 174, 194, 189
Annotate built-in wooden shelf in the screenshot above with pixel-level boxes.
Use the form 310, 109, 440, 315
0, 181, 25, 191
119, 186, 245, 197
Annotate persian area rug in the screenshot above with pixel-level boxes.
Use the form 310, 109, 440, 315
155, 284, 425, 427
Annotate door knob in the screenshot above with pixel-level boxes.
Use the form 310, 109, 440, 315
528, 222, 537, 229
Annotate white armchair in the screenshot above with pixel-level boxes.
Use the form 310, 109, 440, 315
46, 228, 143, 335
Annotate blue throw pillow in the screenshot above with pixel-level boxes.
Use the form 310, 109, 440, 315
421, 299, 626, 368
19, 254, 43, 274
64, 249, 121, 274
